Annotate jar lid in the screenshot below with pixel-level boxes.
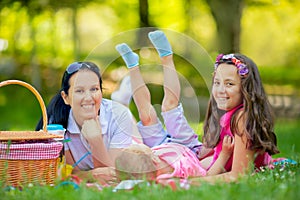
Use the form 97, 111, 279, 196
47, 124, 64, 130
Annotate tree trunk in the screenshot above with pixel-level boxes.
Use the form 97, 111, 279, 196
139, 0, 150, 27
205, 0, 245, 53
137, 0, 155, 46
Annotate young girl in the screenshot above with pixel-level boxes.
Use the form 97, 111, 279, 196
114, 31, 233, 181
35, 61, 137, 184
188, 53, 280, 184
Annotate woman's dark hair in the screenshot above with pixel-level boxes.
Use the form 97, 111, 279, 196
35, 61, 102, 130
203, 54, 279, 155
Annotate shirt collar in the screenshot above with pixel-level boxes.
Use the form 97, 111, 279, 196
220, 104, 243, 127
67, 109, 81, 134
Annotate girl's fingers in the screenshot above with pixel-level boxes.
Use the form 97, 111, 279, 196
224, 135, 233, 144
230, 137, 234, 145
223, 135, 230, 144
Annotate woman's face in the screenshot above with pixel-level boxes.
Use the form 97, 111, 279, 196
212, 63, 243, 111
61, 70, 102, 127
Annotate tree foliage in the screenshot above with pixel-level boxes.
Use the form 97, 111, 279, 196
0, 0, 299, 130
0, 0, 299, 96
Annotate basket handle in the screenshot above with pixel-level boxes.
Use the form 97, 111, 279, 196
0, 80, 48, 132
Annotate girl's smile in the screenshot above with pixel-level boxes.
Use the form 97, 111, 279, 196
212, 63, 243, 111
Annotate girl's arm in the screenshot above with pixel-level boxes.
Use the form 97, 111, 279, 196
206, 135, 234, 176
190, 114, 255, 184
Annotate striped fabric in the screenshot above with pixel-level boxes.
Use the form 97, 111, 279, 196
0, 142, 63, 160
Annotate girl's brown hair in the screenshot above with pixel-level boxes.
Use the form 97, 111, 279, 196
203, 54, 279, 155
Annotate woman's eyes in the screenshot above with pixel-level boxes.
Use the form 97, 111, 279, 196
75, 87, 100, 93
75, 89, 84, 93
90, 87, 100, 92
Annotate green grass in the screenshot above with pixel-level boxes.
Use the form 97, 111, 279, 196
1, 163, 299, 200
1, 120, 299, 200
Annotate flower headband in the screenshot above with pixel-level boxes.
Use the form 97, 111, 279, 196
214, 54, 249, 76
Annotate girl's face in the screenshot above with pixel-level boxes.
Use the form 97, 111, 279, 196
212, 63, 243, 111
61, 70, 102, 127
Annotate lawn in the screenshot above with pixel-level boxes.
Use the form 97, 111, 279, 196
1, 119, 299, 200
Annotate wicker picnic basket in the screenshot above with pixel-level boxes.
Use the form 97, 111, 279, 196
0, 80, 63, 187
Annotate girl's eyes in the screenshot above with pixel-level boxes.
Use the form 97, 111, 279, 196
213, 81, 220, 85
226, 82, 234, 86
213, 78, 220, 85
213, 81, 234, 87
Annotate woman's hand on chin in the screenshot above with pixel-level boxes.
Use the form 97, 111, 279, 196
81, 116, 102, 141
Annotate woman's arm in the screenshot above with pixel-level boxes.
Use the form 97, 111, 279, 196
66, 149, 118, 185
81, 118, 115, 168
92, 148, 124, 168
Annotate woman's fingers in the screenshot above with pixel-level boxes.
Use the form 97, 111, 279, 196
92, 167, 118, 185
81, 118, 101, 140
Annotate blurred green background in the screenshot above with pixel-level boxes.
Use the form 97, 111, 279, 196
0, 0, 299, 131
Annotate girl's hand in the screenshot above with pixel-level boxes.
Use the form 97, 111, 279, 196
205, 135, 234, 176
221, 135, 234, 157
81, 117, 102, 141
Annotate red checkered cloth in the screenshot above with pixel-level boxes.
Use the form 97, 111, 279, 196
0, 142, 63, 160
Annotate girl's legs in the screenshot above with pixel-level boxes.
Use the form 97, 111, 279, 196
129, 67, 158, 126
148, 31, 203, 151
116, 43, 167, 147
148, 31, 214, 160
148, 31, 180, 112
116, 32, 212, 158
115, 43, 158, 126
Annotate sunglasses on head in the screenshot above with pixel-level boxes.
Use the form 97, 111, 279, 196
66, 62, 99, 74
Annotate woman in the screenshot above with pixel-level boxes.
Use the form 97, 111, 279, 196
36, 61, 136, 184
